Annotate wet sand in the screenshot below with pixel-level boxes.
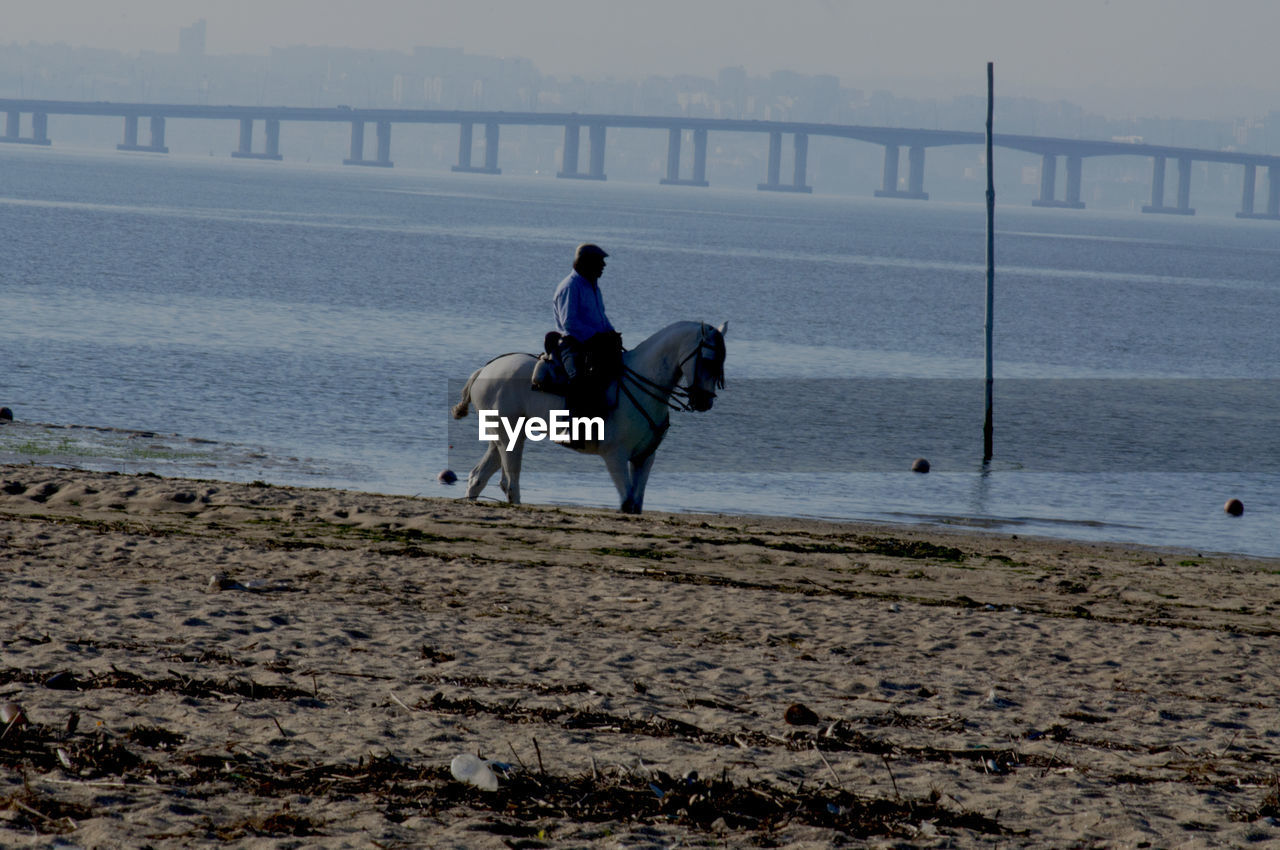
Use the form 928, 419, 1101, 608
3, 464, 1279, 847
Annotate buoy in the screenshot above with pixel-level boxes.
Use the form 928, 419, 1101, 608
1224, 498, 1244, 516
911, 458, 930, 473
0, 407, 12, 422
437, 469, 458, 485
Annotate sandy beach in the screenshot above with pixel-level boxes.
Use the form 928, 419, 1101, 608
2, 463, 1279, 848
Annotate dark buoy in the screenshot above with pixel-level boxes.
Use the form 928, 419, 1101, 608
437, 469, 458, 485
0, 407, 12, 422
911, 458, 930, 473
1224, 498, 1244, 517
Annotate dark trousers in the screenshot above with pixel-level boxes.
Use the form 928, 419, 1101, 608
558, 332, 621, 418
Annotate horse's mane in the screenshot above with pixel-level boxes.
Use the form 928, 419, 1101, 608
704, 325, 727, 389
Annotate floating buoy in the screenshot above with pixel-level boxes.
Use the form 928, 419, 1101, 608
437, 469, 458, 485
911, 458, 930, 473
1224, 498, 1244, 516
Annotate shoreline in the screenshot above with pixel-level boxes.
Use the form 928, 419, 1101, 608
3, 463, 1280, 846
3, 431, 1271, 561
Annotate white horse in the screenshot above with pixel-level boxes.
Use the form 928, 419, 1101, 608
451, 321, 727, 514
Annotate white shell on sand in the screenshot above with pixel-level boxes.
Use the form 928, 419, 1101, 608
450, 753, 499, 791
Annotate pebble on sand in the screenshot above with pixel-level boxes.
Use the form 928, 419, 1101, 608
784, 702, 820, 726
911, 458, 930, 473
1224, 498, 1244, 517
438, 469, 458, 485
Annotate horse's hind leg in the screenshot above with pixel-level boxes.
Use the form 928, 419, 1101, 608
465, 443, 502, 500
497, 441, 525, 505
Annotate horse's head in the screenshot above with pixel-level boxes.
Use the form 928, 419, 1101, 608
684, 322, 727, 412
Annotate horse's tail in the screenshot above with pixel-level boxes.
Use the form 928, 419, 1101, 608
451, 368, 481, 419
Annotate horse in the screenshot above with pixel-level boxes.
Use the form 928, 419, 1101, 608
451, 321, 726, 514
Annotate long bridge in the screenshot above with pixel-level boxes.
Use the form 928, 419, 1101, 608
3, 97, 1278, 220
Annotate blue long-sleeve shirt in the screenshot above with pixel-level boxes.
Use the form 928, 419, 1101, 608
553, 271, 615, 340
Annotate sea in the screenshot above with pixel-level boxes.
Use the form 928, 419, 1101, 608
2, 144, 1279, 557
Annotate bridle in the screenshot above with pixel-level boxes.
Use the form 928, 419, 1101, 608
618, 323, 724, 460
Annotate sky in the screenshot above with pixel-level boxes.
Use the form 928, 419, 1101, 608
6, 0, 1279, 119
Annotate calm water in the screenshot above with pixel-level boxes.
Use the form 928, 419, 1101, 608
2, 145, 1279, 556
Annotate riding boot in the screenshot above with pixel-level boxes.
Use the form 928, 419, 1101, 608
560, 386, 589, 449
558, 340, 586, 419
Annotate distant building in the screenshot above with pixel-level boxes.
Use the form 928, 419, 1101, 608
179, 20, 206, 58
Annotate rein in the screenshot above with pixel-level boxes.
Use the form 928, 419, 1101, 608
616, 324, 722, 461
621, 347, 702, 412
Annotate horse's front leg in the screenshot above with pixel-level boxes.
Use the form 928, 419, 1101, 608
601, 452, 634, 513
624, 453, 657, 514
465, 443, 502, 500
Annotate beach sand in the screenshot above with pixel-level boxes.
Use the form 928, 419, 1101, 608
3, 463, 1279, 848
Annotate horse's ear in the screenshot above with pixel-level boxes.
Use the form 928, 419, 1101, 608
716, 321, 728, 337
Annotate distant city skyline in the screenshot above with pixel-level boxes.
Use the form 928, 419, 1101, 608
6, 0, 1280, 121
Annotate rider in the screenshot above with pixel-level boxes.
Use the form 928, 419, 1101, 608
553, 243, 622, 417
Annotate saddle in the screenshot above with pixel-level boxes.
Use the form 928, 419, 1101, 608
531, 331, 622, 419
531, 332, 570, 395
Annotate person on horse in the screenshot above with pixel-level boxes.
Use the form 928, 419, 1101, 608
552, 243, 623, 418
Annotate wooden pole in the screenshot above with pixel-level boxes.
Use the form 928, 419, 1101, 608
983, 62, 995, 463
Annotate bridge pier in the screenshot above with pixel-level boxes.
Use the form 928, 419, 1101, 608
1031, 153, 1085, 208
454, 122, 503, 174
31, 112, 49, 145
1143, 154, 1194, 215
558, 123, 580, 176
1239, 163, 1256, 216
1038, 154, 1057, 205
230, 117, 282, 160
342, 119, 392, 167
453, 121, 502, 174
151, 116, 167, 152
265, 119, 280, 158
486, 123, 501, 172
375, 120, 393, 166
557, 123, 606, 180
758, 131, 812, 193
874, 143, 928, 199
1238, 164, 1280, 220
1, 110, 52, 146
587, 125, 606, 179
343, 121, 364, 164
659, 127, 709, 186
1066, 155, 1083, 207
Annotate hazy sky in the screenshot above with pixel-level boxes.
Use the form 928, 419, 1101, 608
7, 0, 1279, 119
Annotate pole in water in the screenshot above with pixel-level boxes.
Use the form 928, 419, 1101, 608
983, 61, 995, 463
